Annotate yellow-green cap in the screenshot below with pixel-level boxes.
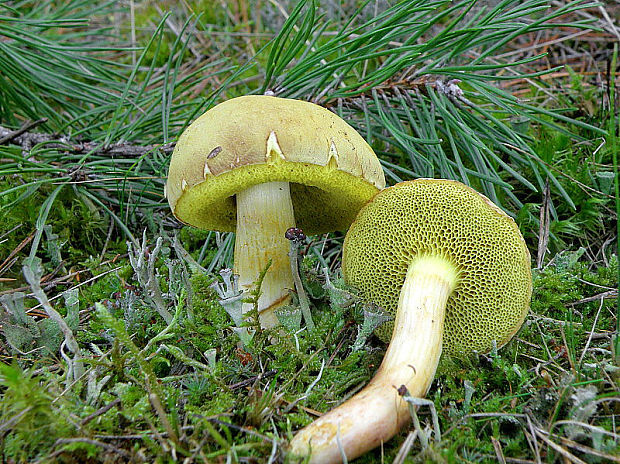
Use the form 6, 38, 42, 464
342, 179, 532, 356
166, 95, 385, 235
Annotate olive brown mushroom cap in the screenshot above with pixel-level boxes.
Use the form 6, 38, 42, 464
166, 95, 385, 234
342, 179, 532, 356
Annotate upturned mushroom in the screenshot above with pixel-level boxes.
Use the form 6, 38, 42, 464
289, 179, 532, 463
166, 96, 385, 328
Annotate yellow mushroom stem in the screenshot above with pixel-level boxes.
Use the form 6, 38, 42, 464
289, 256, 459, 463
234, 181, 296, 328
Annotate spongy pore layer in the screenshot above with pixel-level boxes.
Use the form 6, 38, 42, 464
173, 163, 380, 235
342, 179, 532, 356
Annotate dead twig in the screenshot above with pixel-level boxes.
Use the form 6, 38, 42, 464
0, 123, 174, 157
491, 436, 507, 464
537, 179, 551, 269
46, 438, 136, 462
533, 427, 587, 464
228, 369, 277, 390
557, 434, 620, 463
577, 297, 605, 366
0, 119, 48, 145
0, 231, 35, 277
568, 289, 617, 306
80, 398, 121, 426
392, 430, 418, 464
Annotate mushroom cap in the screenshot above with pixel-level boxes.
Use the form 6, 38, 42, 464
166, 95, 385, 235
342, 179, 532, 356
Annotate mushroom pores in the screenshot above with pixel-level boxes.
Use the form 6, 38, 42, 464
342, 179, 532, 356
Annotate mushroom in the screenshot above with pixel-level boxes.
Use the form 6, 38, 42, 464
289, 179, 532, 463
165, 95, 385, 328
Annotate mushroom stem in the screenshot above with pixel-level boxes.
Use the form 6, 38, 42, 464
289, 256, 458, 463
235, 181, 296, 328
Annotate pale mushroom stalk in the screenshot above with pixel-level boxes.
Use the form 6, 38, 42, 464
234, 181, 296, 328
289, 256, 458, 463
289, 179, 532, 463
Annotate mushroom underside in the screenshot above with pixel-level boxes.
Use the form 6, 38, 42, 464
171, 162, 380, 234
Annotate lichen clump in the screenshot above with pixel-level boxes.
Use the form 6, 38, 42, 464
342, 179, 532, 356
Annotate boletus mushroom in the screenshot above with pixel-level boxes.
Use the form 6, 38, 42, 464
289, 179, 532, 463
166, 96, 385, 328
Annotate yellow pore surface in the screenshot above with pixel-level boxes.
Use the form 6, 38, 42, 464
173, 163, 380, 235
342, 179, 532, 356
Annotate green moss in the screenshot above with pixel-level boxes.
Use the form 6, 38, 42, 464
1, 210, 617, 462
190, 272, 229, 328
0, 176, 124, 291
532, 251, 617, 326
2, 169, 617, 463
0, 363, 75, 461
